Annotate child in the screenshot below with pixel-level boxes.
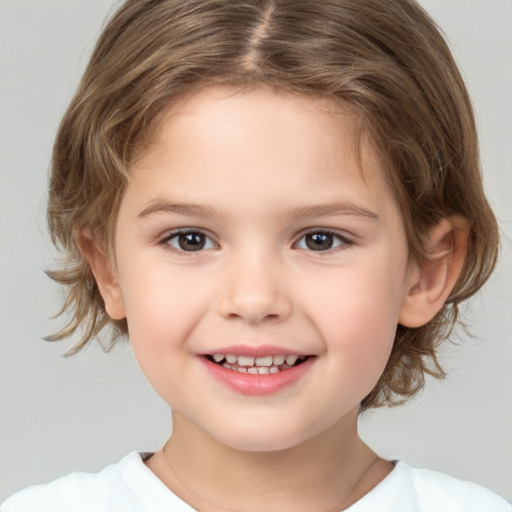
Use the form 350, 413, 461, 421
2, 0, 510, 510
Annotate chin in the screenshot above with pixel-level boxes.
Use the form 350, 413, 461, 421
205, 418, 326, 453
217, 433, 305, 453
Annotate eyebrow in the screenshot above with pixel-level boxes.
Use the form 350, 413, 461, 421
138, 201, 222, 219
137, 200, 378, 221
288, 203, 379, 221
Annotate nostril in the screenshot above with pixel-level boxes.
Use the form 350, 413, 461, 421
217, 285, 293, 324
224, 311, 282, 324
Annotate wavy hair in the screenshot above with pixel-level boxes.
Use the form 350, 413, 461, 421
47, 0, 499, 409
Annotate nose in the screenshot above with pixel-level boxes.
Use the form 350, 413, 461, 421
217, 252, 293, 325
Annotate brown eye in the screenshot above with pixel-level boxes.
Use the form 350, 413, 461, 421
305, 233, 334, 250
165, 231, 216, 252
178, 233, 205, 251
296, 231, 348, 252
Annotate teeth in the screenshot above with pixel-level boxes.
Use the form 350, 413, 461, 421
272, 355, 285, 365
213, 353, 307, 373
238, 355, 255, 366
255, 356, 273, 367
285, 355, 298, 365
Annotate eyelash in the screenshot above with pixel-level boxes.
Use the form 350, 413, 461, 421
294, 229, 352, 253
159, 229, 218, 254
158, 228, 353, 255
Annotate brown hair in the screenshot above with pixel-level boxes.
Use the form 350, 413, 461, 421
47, 0, 499, 409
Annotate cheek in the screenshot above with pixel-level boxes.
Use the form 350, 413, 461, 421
120, 274, 198, 402
116, 257, 187, 343
117, 257, 217, 369
299, 262, 404, 362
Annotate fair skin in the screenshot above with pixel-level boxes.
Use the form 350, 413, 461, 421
80, 86, 467, 511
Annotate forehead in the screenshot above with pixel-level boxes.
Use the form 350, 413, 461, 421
138, 87, 372, 175
126, 86, 397, 223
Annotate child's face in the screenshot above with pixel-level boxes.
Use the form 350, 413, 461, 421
108, 86, 417, 451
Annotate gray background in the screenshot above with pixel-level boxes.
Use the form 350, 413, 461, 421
1, 0, 511, 503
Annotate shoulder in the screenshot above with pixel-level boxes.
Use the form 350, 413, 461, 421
404, 462, 511, 510
351, 460, 511, 512
1, 452, 194, 512
0, 453, 143, 512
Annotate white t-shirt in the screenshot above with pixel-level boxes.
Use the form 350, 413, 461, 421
1, 452, 510, 512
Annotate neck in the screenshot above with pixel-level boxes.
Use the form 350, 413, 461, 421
146, 409, 392, 512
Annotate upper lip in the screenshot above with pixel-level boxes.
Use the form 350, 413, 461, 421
199, 344, 312, 357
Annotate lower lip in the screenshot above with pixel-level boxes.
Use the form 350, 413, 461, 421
200, 357, 315, 396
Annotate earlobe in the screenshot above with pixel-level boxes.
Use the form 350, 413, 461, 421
398, 216, 469, 328
74, 228, 126, 320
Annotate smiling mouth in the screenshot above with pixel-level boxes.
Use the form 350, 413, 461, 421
205, 354, 310, 374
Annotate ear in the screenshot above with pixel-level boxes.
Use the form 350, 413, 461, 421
74, 228, 126, 320
398, 216, 469, 328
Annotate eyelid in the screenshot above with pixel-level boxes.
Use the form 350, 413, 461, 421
156, 227, 354, 255
159, 228, 218, 253
293, 228, 354, 251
